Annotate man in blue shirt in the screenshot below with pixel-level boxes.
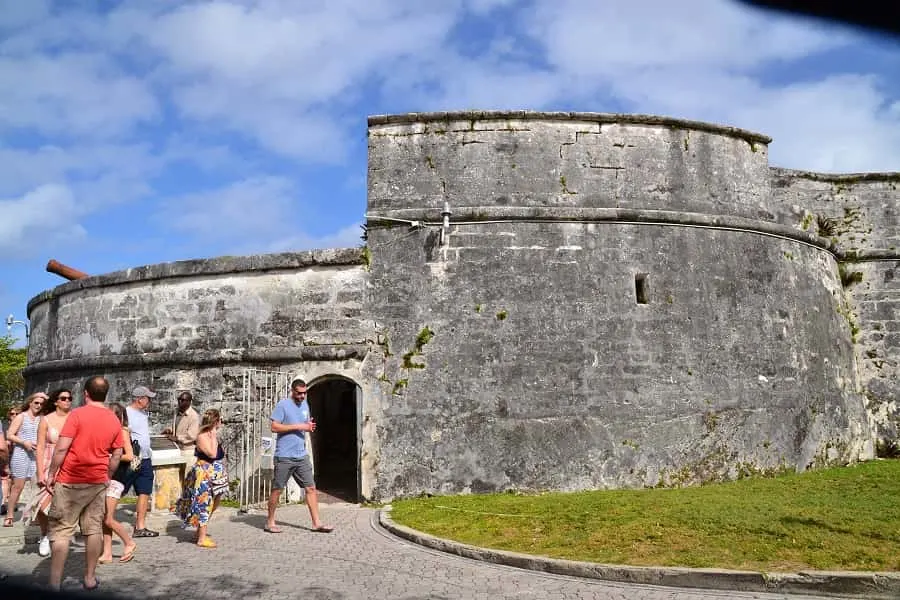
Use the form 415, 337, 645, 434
264, 378, 333, 533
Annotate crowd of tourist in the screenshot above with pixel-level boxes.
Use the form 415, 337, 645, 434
0, 375, 332, 592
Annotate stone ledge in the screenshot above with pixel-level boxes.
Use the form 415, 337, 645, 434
771, 167, 900, 184
27, 247, 367, 316
23, 344, 370, 377
367, 207, 842, 255
378, 507, 900, 599
367, 111, 772, 144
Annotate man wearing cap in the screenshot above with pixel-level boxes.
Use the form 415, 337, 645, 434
124, 385, 158, 537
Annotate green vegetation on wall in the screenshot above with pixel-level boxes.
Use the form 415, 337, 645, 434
0, 335, 27, 417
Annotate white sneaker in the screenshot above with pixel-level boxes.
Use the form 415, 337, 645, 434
38, 535, 51, 557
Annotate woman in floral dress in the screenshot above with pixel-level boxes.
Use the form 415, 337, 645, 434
177, 409, 227, 548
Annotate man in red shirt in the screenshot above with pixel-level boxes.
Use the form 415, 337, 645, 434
45, 376, 124, 592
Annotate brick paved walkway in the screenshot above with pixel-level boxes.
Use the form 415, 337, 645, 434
0, 504, 842, 599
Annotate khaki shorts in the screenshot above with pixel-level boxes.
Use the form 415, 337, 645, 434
47, 483, 108, 541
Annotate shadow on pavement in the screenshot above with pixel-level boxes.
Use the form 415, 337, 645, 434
2, 571, 270, 599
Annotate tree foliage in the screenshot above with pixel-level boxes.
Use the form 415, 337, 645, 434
0, 335, 27, 417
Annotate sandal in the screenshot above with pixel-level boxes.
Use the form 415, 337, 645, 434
82, 577, 100, 591
197, 537, 217, 549
132, 528, 159, 538
2, 517, 13, 527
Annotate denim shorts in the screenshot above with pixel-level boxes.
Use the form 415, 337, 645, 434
122, 458, 154, 496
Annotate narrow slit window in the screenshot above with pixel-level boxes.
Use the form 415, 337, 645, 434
635, 273, 649, 304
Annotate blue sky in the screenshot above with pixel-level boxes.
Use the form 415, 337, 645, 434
1, 0, 898, 348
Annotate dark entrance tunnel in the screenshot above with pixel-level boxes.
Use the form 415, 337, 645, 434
308, 377, 359, 502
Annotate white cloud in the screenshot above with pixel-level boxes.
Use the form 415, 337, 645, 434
0, 53, 158, 138
159, 176, 298, 240
0, 0, 50, 32
734, 75, 900, 173
527, 0, 853, 75
0, 185, 86, 259
268, 223, 366, 254
156, 176, 364, 255
131, 1, 463, 159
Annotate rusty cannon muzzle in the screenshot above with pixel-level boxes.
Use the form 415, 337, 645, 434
46, 259, 89, 281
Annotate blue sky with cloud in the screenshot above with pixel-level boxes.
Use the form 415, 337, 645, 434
1, 0, 898, 347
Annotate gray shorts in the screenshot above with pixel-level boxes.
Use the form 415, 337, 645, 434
272, 456, 315, 490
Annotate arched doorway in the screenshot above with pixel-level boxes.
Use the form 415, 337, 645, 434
307, 376, 360, 502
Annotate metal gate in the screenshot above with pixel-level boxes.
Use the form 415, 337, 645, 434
238, 367, 293, 510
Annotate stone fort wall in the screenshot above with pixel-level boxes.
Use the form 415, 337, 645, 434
362, 111, 884, 498
767, 170, 900, 443
23, 249, 379, 493
24, 111, 900, 501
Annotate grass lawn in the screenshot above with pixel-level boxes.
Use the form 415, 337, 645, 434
389, 459, 900, 573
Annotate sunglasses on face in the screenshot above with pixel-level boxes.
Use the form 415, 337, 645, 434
57, 396, 72, 401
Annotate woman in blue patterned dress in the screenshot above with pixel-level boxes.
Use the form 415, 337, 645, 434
177, 409, 227, 548
3, 392, 46, 526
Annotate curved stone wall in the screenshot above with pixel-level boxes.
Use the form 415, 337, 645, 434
364, 112, 872, 498
770, 169, 900, 443
24, 249, 374, 477
369, 111, 773, 221
27, 249, 370, 371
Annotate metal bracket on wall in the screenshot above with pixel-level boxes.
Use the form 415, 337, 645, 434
440, 202, 452, 246
363, 215, 424, 229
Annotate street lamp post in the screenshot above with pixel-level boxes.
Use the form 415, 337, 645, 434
5, 314, 30, 340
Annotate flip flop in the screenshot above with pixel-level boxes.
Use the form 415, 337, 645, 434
2, 517, 13, 527
197, 537, 217, 548
119, 547, 136, 563
312, 525, 334, 533
97, 558, 112, 565
263, 526, 283, 534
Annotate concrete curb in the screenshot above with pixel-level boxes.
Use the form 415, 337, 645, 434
378, 507, 900, 599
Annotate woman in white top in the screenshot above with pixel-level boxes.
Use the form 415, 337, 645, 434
33, 388, 73, 555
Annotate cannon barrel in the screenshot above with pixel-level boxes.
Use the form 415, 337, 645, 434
46, 259, 89, 281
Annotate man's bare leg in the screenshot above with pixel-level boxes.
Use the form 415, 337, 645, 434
305, 487, 332, 531
135, 494, 149, 530
48, 538, 71, 590
265, 488, 282, 531
82, 532, 102, 588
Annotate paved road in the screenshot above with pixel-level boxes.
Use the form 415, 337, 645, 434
0, 504, 842, 599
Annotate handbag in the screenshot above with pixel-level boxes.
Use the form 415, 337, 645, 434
23, 487, 53, 524
210, 474, 229, 497
128, 439, 142, 471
